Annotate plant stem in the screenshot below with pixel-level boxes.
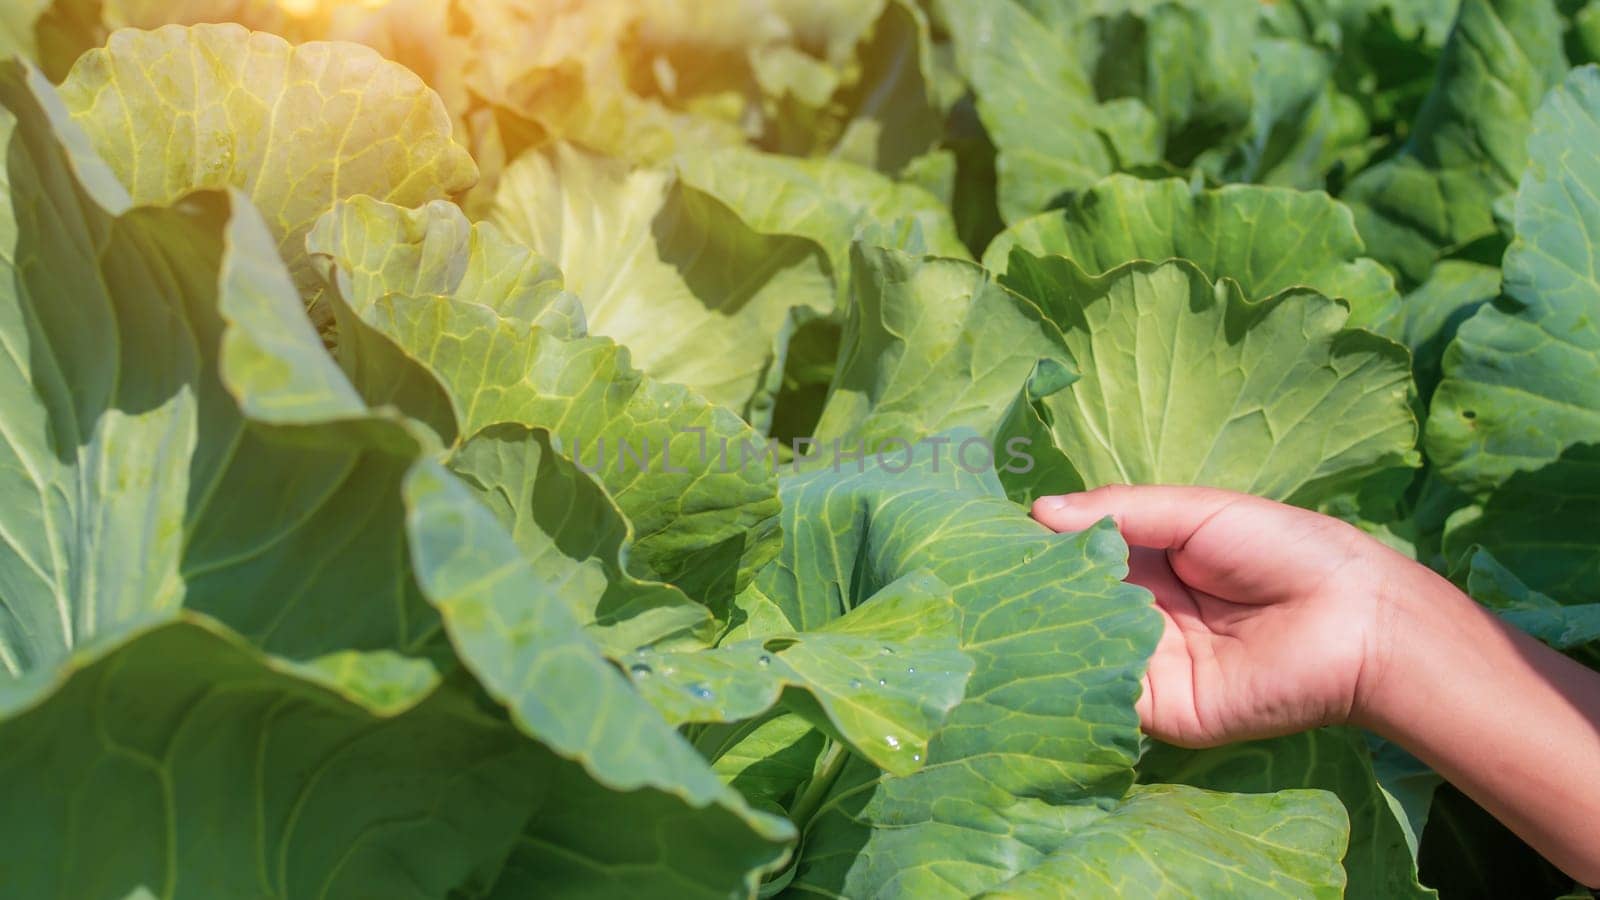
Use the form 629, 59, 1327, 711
787, 740, 848, 830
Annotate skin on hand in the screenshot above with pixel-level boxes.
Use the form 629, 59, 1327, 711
1031, 485, 1401, 748
1033, 484, 1600, 888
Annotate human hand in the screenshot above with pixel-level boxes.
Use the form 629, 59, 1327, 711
1032, 485, 1409, 748
1039, 485, 1600, 883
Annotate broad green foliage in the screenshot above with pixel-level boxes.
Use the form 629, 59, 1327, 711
1000, 257, 1418, 506
935, 0, 1451, 225
308, 197, 586, 340
404, 458, 785, 825
0, 60, 433, 677
1458, 548, 1600, 652
1443, 445, 1600, 608
825, 244, 1418, 508
676, 147, 970, 278
1246, 0, 1459, 187
311, 194, 785, 609
977, 785, 1348, 899
6, 0, 1599, 895
986, 175, 1404, 333
1342, 0, 1567, 285
365, 291, 784, 606
0, 41, 820, 900
1401, 260, 1501, 403
0, 0, 101, 79
1025, 0, 1258, 167
1453, 552, 1600, 694
755, 440, 1340, 897
0, 64, 194, 672
934, 0, 1162, 222
625, 570, 972, 774
802, 207, 1422, 892
447, 0, 946, 179
1417, 55, 1600, 894
490, 143, 833, 416
758, 0, 944, 174
1430, 66, 1600, 495
0, 1, 52, 62
487, 143, 963, 422
812, 245, 1072, 448
1142, 730, 1435, 898
58, 25, 477, 299
0, 618, 539, 900
1369, 736, 1445, 859
444, 427, 715, 655
484, 776, 799, 900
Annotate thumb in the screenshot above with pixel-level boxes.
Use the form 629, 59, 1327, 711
1031, 484, 1257, 550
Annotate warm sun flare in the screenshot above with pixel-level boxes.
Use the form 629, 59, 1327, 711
275, 0, 394, 17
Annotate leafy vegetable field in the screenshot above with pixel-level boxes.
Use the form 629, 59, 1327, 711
1, 0, 1597, 897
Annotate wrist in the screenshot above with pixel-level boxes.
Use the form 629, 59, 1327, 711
1348, 556, 1475, 735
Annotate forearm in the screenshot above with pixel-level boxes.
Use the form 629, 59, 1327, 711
1355, 564, 1600, 887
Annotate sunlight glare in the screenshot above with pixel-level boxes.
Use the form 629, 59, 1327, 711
277, 0, 395, 17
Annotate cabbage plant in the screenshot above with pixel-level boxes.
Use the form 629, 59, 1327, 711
0, 1, 1597, 897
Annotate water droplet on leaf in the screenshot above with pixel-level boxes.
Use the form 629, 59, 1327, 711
849, 679, 863, 689
885, 735, 901, 750
628, 663, 653, 678
690, 683, 714, 700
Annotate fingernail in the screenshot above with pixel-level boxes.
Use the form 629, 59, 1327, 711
1033, 495, 1071, 513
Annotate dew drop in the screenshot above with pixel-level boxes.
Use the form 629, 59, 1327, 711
628, 663, 653, 678
879, 645, 895, 656
690, 682, 714, 700
877, 678, 887, 687
884, 735, 901, 750
849, 679, 863, 690
757, 654, 772, 667
906, 666, 917, 675
912, 754, 922, 762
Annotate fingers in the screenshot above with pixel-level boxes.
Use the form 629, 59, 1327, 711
1033, 483, 1373, 606
1135, 671, 1154, 734
1031, 484, 1265, 551
1126, 546, 1184, 597
1134, 602, 1216, 749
